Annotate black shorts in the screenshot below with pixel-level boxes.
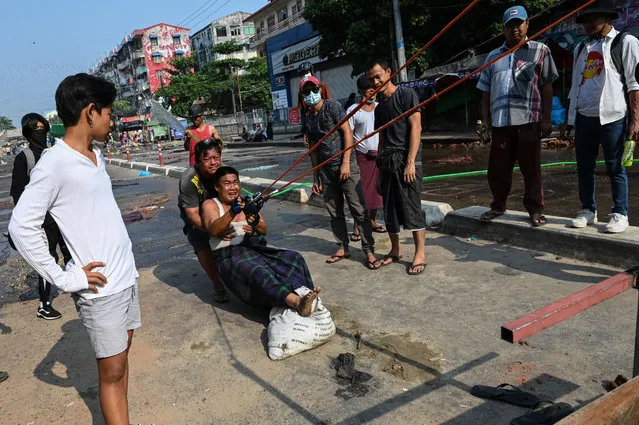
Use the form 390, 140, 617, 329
380, 163, 426, 234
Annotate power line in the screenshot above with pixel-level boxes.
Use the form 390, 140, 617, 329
179, 0, 217, 26
182, 0, 224, 29
188, 0, 233, 33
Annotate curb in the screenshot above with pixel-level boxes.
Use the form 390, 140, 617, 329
440, 206, 639, 268
106, 158, 453, 227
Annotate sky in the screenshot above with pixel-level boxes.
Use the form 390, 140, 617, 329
0, 0, 265, 127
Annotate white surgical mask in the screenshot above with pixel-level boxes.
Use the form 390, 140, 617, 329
366, 97, 376, 104
304, 91, 322, 106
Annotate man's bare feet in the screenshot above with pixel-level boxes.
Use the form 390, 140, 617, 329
297, 287, 321, 317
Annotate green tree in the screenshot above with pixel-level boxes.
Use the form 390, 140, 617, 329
112, 99, 133, 118
159, 45, 271, 116
303, 0, 558, 76
48, 115, 62, 125
0, 115, 15, 130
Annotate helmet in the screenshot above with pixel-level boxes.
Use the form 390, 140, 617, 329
190, 103, 205, 118
297, 61, 314, 76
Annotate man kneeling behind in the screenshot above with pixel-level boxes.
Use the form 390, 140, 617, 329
200, 166, 320, 316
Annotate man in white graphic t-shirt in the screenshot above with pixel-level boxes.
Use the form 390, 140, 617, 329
568, 0, 639, 233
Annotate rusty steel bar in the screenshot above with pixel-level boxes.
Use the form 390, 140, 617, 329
502, 268, 639, 344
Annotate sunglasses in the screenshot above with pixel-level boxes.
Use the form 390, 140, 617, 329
302, 86, 321, 96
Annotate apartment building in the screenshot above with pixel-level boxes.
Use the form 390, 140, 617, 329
92, 23, 191, 105
190, 11, 257, 69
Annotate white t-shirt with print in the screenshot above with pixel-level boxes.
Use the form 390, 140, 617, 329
577, 38, 605, 117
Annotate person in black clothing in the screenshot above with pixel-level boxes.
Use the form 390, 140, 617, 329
10, 113, 72, 320
367, 58, 427, 275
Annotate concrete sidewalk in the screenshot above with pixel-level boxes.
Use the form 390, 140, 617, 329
441, 206, 639, 269
0, 166, 636, 424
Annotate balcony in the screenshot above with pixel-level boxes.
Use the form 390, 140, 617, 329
132, 50, 145, 60
249, 13, 306, 48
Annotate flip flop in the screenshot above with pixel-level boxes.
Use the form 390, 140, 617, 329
350, 232, 362, 242
471, 384, 540, 408
510, 401, 574, 425
367, 259, 382, 270
0, 371, 7, 383
530, 214, 548, 227
480, 209, 505, 222
408, 263, 427, 275
378, 254, 403, 268
326, 254, 351, 264
372, 225, 386, 233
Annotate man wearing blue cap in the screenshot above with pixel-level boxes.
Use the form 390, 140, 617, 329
477, 5, 558, 227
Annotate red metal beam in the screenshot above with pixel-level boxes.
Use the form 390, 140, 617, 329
502, 268, 639, 343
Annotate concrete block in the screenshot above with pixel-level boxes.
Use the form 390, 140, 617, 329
421, 200, 453, 227
441, 206, 639, 268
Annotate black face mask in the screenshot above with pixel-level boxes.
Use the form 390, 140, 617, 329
29, 129, 48, 145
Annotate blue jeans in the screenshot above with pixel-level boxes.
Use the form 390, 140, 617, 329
575, 114, 628, 216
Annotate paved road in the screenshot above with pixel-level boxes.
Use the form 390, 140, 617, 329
0, 165, 635, 425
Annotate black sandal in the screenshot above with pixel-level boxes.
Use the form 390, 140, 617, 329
530, 214, 547, 227
510, 401, 574, 425
471, 383, 540, 408
350, 232, 362, 242
480, 209, 505, 222
377, 253, 403, 268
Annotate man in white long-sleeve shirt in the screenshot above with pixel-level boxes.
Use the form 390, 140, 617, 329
9, 73, 139, 425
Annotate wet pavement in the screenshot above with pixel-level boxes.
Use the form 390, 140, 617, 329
421, 144, 639, 225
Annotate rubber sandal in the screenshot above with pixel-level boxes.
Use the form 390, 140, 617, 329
350, 232, 362, 242
530, 214, 547, 227
379, 254, 402, 267
326, 254, 351, 264
212, 291, 230, 304
480, 209, 505, 222
0, 371, 8, 383
408, 263, 427, 275
367, 259, 382, 270
510, 401, 574, 425
372, 225, 386, 233
471, 383, 540, 408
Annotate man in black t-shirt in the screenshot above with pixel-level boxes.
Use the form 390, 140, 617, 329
368, 58, 427, 276
301, 75, 379, 270
178, 139, 230, 302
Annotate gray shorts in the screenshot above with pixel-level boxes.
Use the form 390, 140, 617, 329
73, 283, 142, 359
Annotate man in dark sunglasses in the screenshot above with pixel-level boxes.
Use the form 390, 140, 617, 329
301, 76, 380, 270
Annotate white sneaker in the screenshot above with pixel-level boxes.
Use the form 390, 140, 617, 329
605, 213, 629, 233
571, 209, 598, 228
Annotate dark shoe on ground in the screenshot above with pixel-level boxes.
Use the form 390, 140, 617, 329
510, 401, 574, 425
471, 383, 540, 408
0, 371, 8, 383
480, 209, 505, 222
350, 232, 362, 242
372, 225, 386, 233
37, 305, 62, 320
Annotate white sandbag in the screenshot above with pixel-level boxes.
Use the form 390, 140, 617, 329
267, 297, 336, 360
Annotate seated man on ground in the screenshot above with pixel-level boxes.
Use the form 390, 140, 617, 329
201, 166, 320, 317
178, 139, 230, 303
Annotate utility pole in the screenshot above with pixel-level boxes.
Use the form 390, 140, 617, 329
236, 69, 243, 112
392, 0, 408, 82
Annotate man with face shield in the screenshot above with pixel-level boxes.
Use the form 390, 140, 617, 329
10, 113, 71, 320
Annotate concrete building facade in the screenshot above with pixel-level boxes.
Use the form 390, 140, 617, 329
190, 11, 257, 70
244, 0, 354, 115
92, 23, 191, 106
